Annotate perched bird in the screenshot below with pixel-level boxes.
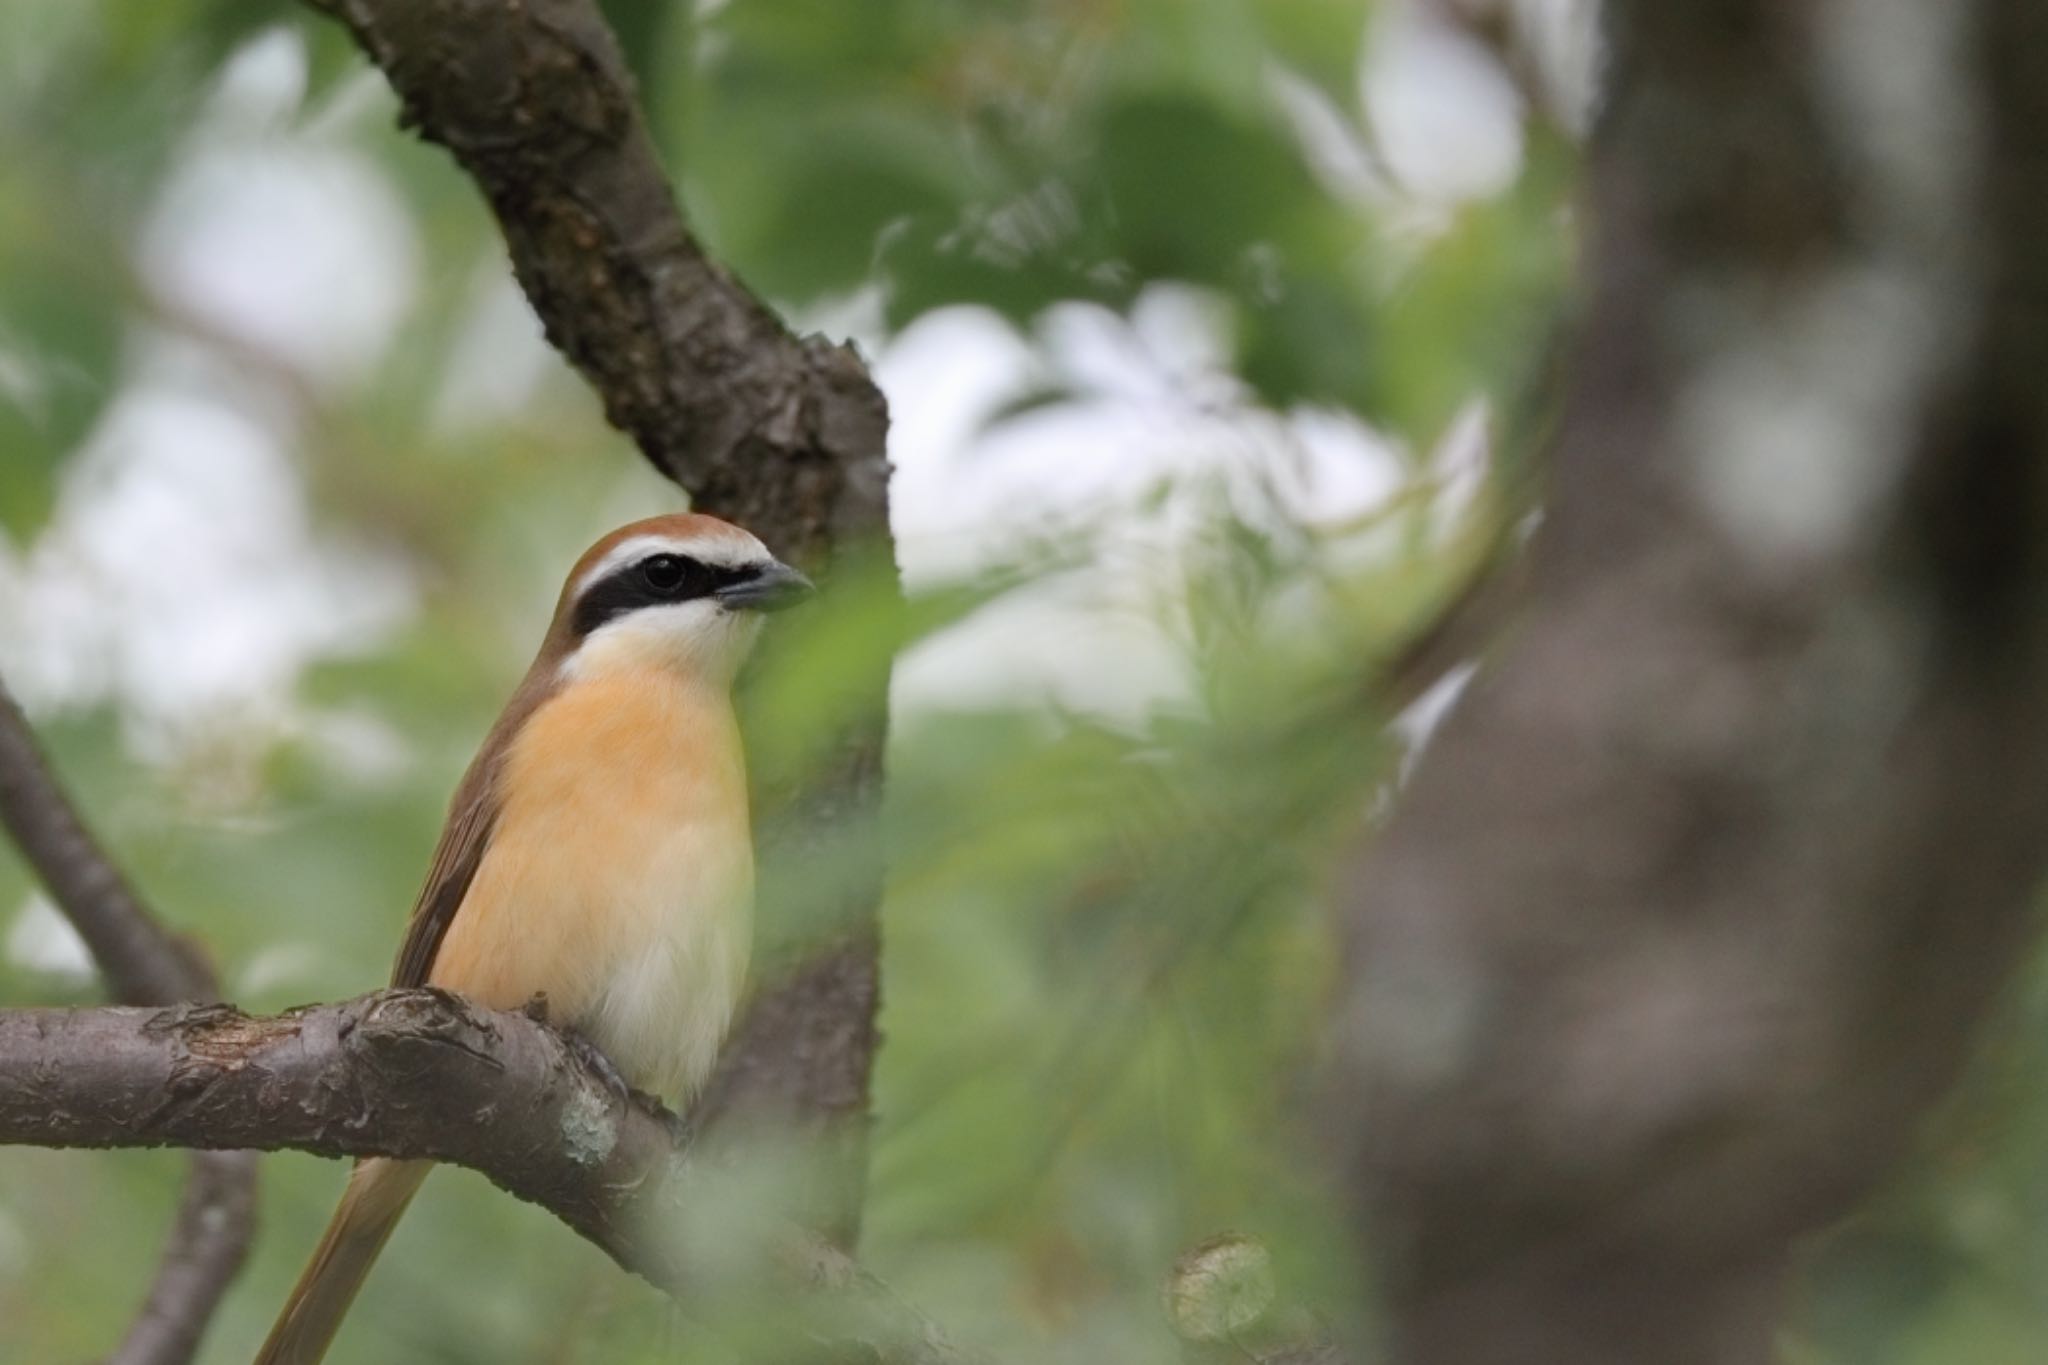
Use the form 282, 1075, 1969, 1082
256, 513, 811, 1365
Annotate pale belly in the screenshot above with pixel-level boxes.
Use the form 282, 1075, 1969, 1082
429, 671, 754, 1105
576, 836, 752, 1102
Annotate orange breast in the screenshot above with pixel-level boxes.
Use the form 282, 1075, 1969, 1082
428, 667, 753, 1099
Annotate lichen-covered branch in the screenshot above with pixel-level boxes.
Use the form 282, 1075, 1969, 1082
0, 993, 673, 1263
0, 991, 967, 1363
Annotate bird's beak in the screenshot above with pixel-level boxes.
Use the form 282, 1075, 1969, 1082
716, 559, 815, 613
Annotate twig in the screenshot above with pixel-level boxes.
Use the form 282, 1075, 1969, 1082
0, 678, 260, 1365
0, 683, 210, 1006
110, 1151, 263, 1365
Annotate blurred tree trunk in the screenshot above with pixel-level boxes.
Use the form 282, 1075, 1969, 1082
1328, 2, 2048, 1361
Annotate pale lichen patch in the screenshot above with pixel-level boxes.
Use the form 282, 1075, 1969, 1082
559, 1083, 618, 1167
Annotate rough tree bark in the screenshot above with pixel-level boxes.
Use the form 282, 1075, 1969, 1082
0, 995, 670, 1275
1329, 3, 2048, 1363
301, 0, 895, 1244
0, 992, 965, 1363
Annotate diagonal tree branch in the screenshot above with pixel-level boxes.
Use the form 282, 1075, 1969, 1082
0, 680, 261, 1365
302, 0, 897, 1250
113, 1150, 262, 1365
299, 0, 891, 560
0, 684, 212, 1008
0, 990, 965, 1364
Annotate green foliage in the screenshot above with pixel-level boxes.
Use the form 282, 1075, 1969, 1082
6, 3, 2036, 1365
667, 0, 1551, 419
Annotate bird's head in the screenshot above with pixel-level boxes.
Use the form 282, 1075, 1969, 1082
547, 513, 812, 688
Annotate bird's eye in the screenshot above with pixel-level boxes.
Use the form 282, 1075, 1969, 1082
640, 554, 689, 593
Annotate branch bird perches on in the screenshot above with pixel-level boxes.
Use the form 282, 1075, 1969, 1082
0, 988, 970, 1363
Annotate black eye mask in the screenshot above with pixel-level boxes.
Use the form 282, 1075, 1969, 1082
571, 554, 753, 637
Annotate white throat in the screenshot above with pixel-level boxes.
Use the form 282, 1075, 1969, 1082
561, 602, 764, 688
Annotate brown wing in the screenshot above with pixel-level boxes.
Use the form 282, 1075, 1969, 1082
389, 669, 560, 988
389, 773, 499, 987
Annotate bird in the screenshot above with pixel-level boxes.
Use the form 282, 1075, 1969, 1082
255, 512, 812, 1365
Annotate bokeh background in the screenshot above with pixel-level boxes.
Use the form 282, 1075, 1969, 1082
1, 2, 2040, 1362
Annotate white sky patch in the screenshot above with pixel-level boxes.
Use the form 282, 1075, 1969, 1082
0, 26, 423, 767
1393, 660, 1478, 779
1268, 65, 1394, 210
877, 288, 1439, 723
293, 705, 414, 789
786, 281, 892, 360
1286, 407, 1410, 520
432, 265, 561, 433
0, 382, 415, 754
1362, 2, 1526, 204
140, 29, 419, 390
877, 305, 1049, 586
893, 574, 1195, 725
885, 293, 1411, 580
237, 939, 328, 997
3, 7, 1557, 744
205, 25, 309, 128
5, 893, 93, 982
142, 146, 418, 387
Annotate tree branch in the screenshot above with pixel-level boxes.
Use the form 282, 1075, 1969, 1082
302, 0, 897, 1250
0, 990, 968, 1363
0, 683, 211, 1008
0, 993, 674, 1260
111, 1151, 263, 1365
0, 681, 260, 1365
301, 0, 889, 562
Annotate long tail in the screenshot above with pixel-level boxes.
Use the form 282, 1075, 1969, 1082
254, 1157, 432, 1365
